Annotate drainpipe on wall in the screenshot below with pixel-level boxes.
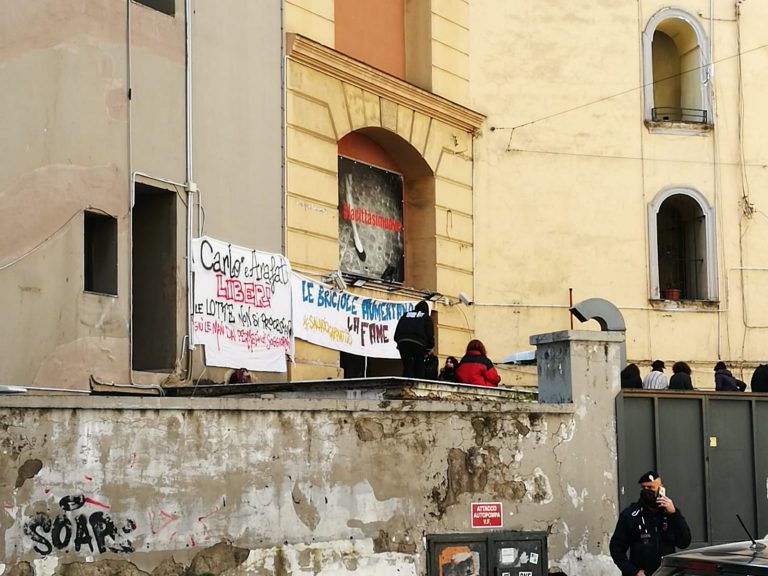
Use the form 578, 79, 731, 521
280, 1, 287, 258
183, 0, 196, 380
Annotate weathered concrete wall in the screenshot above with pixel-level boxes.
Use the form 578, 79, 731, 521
0, 332, 621, 576
0, 1, 283, 389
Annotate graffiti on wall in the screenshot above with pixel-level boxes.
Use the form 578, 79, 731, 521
23, 495, 135, 555
438, 545, 480, 576
192, 236, 293, 372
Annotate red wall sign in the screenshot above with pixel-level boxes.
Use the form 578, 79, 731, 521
470, 502, 503, 528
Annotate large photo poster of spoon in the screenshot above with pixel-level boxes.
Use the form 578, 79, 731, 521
339, 156, 405, 282
338, 156, 404, 282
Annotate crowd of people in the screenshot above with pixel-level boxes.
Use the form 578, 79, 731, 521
394, 299, 768, 392
393, 301, 501, 387
621, 358, 768, 392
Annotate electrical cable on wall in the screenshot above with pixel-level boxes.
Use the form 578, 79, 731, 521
489, 41, 768, 135
0, 207, 121, 272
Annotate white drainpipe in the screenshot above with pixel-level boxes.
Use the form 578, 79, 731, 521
184, 0, 197, 375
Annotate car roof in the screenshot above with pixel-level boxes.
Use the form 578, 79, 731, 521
661, 540, 768, 570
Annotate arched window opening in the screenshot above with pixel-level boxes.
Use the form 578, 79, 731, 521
337, 129, 434, 289
643, 10, 711, 125
657, 195, 706, 300
336, 130, 436, 379
649, 188, 717, 302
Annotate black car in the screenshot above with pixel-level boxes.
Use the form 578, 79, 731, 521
655, 540, 768, 576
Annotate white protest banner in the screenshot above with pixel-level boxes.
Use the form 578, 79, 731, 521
292, 273, 421, 358
192, 236, 293, 372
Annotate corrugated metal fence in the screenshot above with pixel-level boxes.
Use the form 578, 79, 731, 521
617, 391, 768, 545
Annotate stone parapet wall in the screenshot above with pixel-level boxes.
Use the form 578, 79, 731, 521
0, 380, 617, 574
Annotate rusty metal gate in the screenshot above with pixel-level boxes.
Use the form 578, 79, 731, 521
616, 391, 768, 546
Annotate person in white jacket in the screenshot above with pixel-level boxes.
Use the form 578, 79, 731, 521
642, 359, 668, 389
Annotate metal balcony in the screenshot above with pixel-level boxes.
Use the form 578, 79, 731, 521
652, 107, 708, 123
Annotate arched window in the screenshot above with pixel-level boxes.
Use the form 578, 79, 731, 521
337, 129, 434, 288
642, 9, 712, 125
648, 188, 717, 301
336, 130, 435, 379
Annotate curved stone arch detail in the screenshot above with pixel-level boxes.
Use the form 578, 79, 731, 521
332, 96, 467, 179
641, 7, 713, 124
312, 67, 476, 293
647, 186, 718, 300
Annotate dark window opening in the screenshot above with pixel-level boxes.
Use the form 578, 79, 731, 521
84, 211, 118, 296
340, 352, 401, 379
657, 195, 707, 300
134, 0, 174, 16
132, 184, 177, 371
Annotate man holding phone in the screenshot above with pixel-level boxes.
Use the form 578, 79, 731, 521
610, 470, 692, 576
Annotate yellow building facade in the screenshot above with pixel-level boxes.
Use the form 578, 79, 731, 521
283, 0, 484, 380
285, 0, 768, 389
469, 0, 768, 388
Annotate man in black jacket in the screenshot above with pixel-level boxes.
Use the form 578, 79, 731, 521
393, 301, 434, 378
610, 470, 691, 576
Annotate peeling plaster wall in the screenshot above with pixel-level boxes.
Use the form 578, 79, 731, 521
1, 321, 620, 576
0, 389, 619, 575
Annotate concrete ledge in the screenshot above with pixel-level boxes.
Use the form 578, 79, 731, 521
530, 329, 625, 345
0, 393, 575, 414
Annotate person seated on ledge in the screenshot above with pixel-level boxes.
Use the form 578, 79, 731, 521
714, 361, 746, 391
620, 363, 642, 389
750, 363, 768, 392
455, 340, 501, 388
438, 356, 459, 382
668, 362, 694, 390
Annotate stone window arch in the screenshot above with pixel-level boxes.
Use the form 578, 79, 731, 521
648, 187, 718, 301
642, 8, 712, 126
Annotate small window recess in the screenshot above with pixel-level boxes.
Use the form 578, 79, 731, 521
133, 0, 175, 16
84, 211, 118, 296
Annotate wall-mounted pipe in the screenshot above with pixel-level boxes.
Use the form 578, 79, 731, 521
184, 0, 196, 366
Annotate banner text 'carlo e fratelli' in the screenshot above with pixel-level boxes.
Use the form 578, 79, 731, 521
192, 236, 293, 372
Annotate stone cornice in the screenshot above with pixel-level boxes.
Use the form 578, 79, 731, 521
286, 34, 485, 134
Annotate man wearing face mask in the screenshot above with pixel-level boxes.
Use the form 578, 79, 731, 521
609, 470, 691, 576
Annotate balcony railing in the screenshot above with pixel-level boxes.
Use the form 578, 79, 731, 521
652, 107, 708, 124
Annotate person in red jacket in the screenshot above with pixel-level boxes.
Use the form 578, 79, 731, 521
455, 339, 501, 387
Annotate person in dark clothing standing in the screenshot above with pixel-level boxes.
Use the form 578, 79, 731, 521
610, 470, 691, 576
668, 361, 694, 390
393, 301, 434, 378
